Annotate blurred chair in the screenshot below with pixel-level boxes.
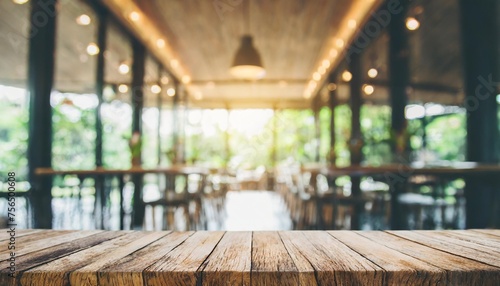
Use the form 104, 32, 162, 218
144, 172, 207, 231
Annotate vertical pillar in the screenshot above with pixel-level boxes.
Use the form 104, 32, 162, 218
131, 38, 146, 229
388, 0, 411, 230
95, 9, 107, 168
93, 8, 107, 229
27, 0, 57, 229
460, 0, 499, 228
389, 0, 410, 157
349, 53, 363, 230
328, 72, 338, 166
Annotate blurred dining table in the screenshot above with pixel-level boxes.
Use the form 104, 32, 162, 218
34, 165, 212, 230
303, 162, 500, 229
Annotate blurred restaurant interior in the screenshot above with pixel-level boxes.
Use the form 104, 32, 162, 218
0, 0, 499, 231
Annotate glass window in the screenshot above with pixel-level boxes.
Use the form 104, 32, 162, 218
102, 21, 133, 169
0, 1, 31, 181
142, 54, 161, 168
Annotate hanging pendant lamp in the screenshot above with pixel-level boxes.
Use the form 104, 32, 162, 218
230, 35, 266, 80
229, 0, 265, 80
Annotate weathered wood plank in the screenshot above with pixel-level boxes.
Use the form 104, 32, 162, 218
144, 231, 225, 285
0, 230, 99, 261
434, 230, 500, 251
277, 232, 317, 286
470, 229, 500, 237
1, 230, 498, 285
20, 231, 140, 285
0, 229, 43, 242
201, 231, 251, 286
98, 231, 194, 286
329, 231, 446, 285
420, 231, 500, 255
70, 231, 169, 286
0, 231, 123, 286
280, 231, 384, 285
388, 230, 500, 268
0, 230, 74, 256
360, 231, 500, 285
457, 229, 500, 240
251, 231, 299, 285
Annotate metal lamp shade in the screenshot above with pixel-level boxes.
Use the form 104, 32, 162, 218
230, 35, 266, 80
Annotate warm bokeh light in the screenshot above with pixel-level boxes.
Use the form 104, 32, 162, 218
13, 0, 28, 4
342, 70, 352, 82
313, 72, 321, 81
118, 84, 128, 93
335, 39, 345, 48
156, 39, 165, 48
406, 17, 420, 31
182, 75, 191, 84
167, 88, 176, 97
86, 43, 99, 56
129, 11, 140, 22
76, 14, 91, 26
367, 68, 378, 78
322, 60, 331, 69
151, 84, 161, 94
363, 84, 374, 95
118, 63, 130, 74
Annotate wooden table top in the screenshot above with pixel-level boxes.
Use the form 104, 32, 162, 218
2, 229, 499, 285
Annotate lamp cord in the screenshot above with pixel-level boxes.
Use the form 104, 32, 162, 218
245, 0, 250, 34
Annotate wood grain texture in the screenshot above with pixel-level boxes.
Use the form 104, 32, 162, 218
0, 231, 121, 286
388, 230, 500, 268
279, 231, 383, 285
20, 231, 138, 285
201, 231, 252, 286
144, 231, 225, 285
471, 229, 500, 237
0, 230, 73, 251
433, 230, 500, 252
329, 230, 446, 285
0, 229, 42, 241
98, 231, 194, 285
0, 230, 98, 260
251, 231, 299, 285
70, 231, 169, 286
359, 231, 500, 285
2, 229, 499, 285
277, 232, 317, 286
